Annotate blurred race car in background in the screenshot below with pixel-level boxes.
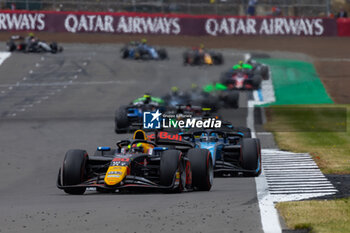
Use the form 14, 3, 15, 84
114, 94, 166, 133
6, 35, 63, 54
121, 39, 168, 60
183, 46, 223, 66
220, 60, 269, 90
182, 127, 261, 177
202, 82, 239, 109
57, 130, 213, 194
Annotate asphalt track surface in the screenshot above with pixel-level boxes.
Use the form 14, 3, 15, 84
0, 44, 275, 233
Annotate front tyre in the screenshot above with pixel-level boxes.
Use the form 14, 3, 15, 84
60, 149, 88, 194
187, 148, 213, 191
114, 106, 129, 134
160, 150, 184, 192
241, 138, 261, 177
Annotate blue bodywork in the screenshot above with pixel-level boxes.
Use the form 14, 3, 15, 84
127, 108, 143, 118
126, 44, 159, 59
192, 133, 227, 166
182, 129, 261, 175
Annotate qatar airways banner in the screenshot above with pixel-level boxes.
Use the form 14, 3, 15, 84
0, 10, 338, 36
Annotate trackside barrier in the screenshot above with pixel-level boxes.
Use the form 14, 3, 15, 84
0, 10, 338, 36
337, 18, 350, 37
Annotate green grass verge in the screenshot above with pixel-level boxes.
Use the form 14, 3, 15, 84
264, 104, 350, 174
276, 198, 350, 233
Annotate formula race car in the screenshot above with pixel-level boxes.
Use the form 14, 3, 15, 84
114, 94, 165, 133
57, 130, 213, 194
121, 40, 168, 60
182, 127, 261, 177
183, 47, 223, 65
202, 82, 239, 109
220, 60, 269, 90
247, 59, 269, 80
6, 35, 63, 54
220, 69, 262, 90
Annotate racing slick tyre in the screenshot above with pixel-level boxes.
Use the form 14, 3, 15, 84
235, 127, 252, 138
121, 48, 129, 59
160, 150, 184, 192
7, 41, 16, 52
261, 66, 269, 80
50, 42, 58, 53
114, 106, 129, 134
213, 53, 223, 65
158, 49, 168, 60
252, 75, 262, 89
60, 149, 88, 194
187, 148, 213, 191
225, 91, 239, 108
241, 138, 261, 177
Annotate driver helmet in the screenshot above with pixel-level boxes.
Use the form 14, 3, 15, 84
199, 133, 208, 142
143, 93, 151, 104
131, 143, 144, 153
171, 86, 179, 95
121, 145, 130, 154
141, 38, 147, 44
28, 32, 35, 38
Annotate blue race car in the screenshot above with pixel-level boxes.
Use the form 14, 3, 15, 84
121, 40, 168, 60
114, 94, 166, 133
182, 128, 261, 177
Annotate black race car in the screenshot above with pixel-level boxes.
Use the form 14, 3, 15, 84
121, 41, 168, 60
6, 35, 63, 53
183, 47, 223, 65
57, 130, 213, 194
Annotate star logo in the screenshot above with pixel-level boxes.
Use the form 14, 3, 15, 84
143, 110, 162, 129
150, 109, 162, 122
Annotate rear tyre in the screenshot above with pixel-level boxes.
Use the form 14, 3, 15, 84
225, 91, 239, 108
235, 127, 252, 138
214, 53, 223, 65
158, 49, 168, 60
261, 66, 269, 80
50, 42, 58, 53
241, 138, 261, 177
61, 149, 88, 194
114, 106, 129, 134
7, 41, 16, 52
187, 148, 213, 191
252, 75, 262, 89
121, 48, 129, 59
160, 150, 183, 192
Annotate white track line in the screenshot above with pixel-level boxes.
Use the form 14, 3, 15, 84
246, 52, 282, 233
248, 53, 337, 233
0, 52, 11, 66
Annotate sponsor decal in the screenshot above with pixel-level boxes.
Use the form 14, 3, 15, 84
205, 18, 325, 36
0, 10, 337, 36
144, 110, 221, 129
0, 13, 45, 30
148, 131, 183, 141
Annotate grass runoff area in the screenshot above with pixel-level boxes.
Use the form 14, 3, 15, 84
265, 105, 350, 174
265, 105, 350, 233
259, 59, 350, 233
